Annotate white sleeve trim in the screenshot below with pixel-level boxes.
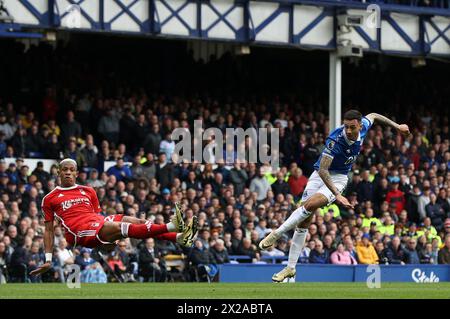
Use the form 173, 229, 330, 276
363, 116, 373, 126
322, 153, 334, 159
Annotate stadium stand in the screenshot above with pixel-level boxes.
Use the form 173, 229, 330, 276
0, 36, 449, 283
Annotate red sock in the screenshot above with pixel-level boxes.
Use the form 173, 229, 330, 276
154, 232, 177, 243
128, 223, 168, 239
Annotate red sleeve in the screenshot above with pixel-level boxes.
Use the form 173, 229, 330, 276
89, 187, 102, 214
42, 195, 54, 222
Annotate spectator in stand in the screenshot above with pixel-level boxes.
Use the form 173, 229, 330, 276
288, 167, 308, 202
107, 158, 132, 182
210, 239, 230, 264
330, 243, 357, 265
229, 163, 248, 196
309, 240, 329, 264
271, 172, 290, 197
375, 241, 387, 264
361, 208, 381, 229
356, 234, 378, 264
80, 134, 99, 169
357, 170, 374, 203
378, 213, 395, 236
298, 240, 314, 263
155, 152, 174, 191
426, 193, 446, 231
419, 242, 437, 264
418, 181, 432, 220
0, 241, 10, 283
75, 248, 96, 271
383, 236, 406, 265
32, 161, 50, 186
159, 132, 175, 163
404, 238, 420, 264
250, 167, 271, 203
436, 187, 450, 214
98, 108, 120, 147
237, 238, 260, 263
438, 235, 450, 264
138, 238, 167, 282
55, 238, 75, 281
143, 123, 160, 156
81, 262, 108, 283
64, 140, 86, 168
386, 178, 405, 216
188, 239, 218, 281
60, 111, 82, 144
0, 112, 14, 140
27, 242, 44, 283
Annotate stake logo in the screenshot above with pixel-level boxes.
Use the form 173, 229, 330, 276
411, 269, 440, 283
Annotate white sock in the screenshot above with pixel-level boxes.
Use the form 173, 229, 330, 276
274, 206, 311, 236
166, 222, 176, 232
288, 228, 308, 269
121, 222, 131, 237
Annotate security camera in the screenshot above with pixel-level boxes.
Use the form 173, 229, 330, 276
337, 44, 363, 58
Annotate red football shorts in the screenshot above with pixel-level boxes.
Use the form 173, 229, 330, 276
64, 214, 124, 248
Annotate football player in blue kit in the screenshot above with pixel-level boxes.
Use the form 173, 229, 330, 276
259, 110, 410, 282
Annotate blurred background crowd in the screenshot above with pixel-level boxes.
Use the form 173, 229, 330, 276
0, 36, 449, 283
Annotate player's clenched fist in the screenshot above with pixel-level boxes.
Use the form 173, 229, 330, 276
398, 124, 410, 137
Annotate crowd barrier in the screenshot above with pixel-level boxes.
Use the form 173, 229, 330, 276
218, 264, 450, 283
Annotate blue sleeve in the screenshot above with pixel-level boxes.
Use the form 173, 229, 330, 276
322, 138, 342, 158
361, 116, 373, 137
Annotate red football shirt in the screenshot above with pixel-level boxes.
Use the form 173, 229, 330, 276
41, 184, 102, 235
386, 189, 405, 215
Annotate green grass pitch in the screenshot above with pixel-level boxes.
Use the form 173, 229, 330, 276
0, 283, 449, 299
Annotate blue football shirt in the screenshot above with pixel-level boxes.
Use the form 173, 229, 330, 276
313, 116, 373, 174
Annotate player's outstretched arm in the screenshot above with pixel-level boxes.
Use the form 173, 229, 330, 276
365, 113, 410, 137
317, 155, 354, 209
30, 221, 54, 276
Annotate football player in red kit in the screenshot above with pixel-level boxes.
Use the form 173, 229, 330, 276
30, 158, 197, 276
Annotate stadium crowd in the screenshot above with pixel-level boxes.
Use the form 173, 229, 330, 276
0, 39, 449, 283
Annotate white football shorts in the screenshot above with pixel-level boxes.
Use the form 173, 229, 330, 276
301, 170, 349, 204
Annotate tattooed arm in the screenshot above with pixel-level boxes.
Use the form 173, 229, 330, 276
318, 155, 340, 196
318, 155, 354, 209
366, 113, 410, 137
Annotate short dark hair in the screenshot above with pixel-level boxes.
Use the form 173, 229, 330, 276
343, 110, 362, 122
